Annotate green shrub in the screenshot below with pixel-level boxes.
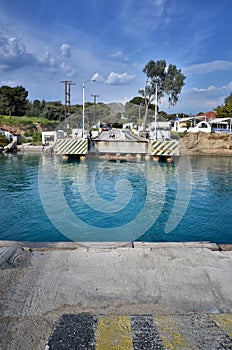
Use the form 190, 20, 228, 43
0, 134, 9, 147
32, 132, 42, 144
171, 130, 189, 139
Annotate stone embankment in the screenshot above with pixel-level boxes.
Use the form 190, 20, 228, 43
180, 132, 232, 155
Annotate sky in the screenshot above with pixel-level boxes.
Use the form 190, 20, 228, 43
0, 0, 232, 115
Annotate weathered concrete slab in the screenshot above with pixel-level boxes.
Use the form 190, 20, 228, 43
0, 242, 232, 349
219, 244, 232, 251
94, 140, 149, 154
133, 241, 219, 250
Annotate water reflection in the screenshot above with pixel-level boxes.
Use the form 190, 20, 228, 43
0, 154, 232, 243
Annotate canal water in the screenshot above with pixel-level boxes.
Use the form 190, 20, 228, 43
0, 152, 232, 243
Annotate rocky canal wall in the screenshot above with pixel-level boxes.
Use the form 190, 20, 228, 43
180, 132, 232, 156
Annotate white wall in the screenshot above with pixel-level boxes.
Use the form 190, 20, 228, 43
42, 131, 57, 145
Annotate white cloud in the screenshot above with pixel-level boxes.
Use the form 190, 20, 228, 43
92, 72, 105, 82
1, 79, 18, 86
171, 82, 232, 114
152, 0, 167, 17
193, 85, 217, 92
109, 50, 129, 62
37, 51, 55, 66
192, 81, 232, 95
0, 36, 35, 70
105, 72, 135, 85
110, 51, 123, 58
60, 62, 76, 76
220, 81, 232, 91
186, 60, 232, 74
60, 43, 71, 59
0, 34, 59, 72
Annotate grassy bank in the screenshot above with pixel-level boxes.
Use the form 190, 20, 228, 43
0, 115, 59, 145
0, 115, 59, 127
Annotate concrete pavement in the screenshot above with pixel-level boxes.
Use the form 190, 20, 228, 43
0, 241, 232, 349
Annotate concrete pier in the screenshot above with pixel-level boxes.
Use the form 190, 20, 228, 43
0, 241, 232, 349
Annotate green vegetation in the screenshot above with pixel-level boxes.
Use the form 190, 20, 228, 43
139, 59, 186, 129
0, 114, 58, 126
0, 134, 8, 147
31, 132, 42, 144
0, 86, 28, 116
0, 115, 58, 145
171, 130, 188, 139
225, 92, 232, 105
216, 93, 232, 118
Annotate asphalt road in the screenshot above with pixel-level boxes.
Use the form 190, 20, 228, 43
97, 129, 141, 141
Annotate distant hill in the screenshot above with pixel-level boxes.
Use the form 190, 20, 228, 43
107, 102, 125, 115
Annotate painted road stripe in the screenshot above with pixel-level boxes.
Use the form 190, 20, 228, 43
155, 315, 197, 349
47, 314, 96, 349
210, 314, 232, 338
96, 315, 133, 349
47, 314, 232, 349
131, 315, 164, 349
155, 314, 232, 350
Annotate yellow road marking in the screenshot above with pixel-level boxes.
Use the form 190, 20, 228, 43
96, 315, 133, 350
155, 316, 197, 350
210, 314, 232, 338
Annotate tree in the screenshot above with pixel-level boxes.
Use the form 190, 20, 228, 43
128, 96, 145, 106
40, 101, 63, 120
26, 99, 41, 117
0, 85, 28, 116
225, 92, 232, 105
215, 92, 232, 118
159, 110, 168, 120
216, 102, 232, 118
139, 59, 186, 130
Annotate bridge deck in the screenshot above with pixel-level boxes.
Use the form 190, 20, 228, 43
54, 130, 179, 157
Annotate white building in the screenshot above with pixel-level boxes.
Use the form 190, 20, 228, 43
149, 121, 171, 140
0, 127, 14, 140
41, 131, 57, 145
172, 117, 211, 133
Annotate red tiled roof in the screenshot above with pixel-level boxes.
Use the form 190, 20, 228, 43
0, 126, 17, 133
198, 111, 216, 120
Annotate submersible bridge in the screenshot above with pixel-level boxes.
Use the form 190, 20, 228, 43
54, 129, 179, 159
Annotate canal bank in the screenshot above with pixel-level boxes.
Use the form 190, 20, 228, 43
0, 241, 232, 349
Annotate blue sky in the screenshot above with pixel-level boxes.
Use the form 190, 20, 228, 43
0, 0, 232, 114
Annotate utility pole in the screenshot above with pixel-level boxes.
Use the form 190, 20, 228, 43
91, 94, 99, 125
154, 82, 158, 140
60, 80, 75, 119
82, 80, 95, 138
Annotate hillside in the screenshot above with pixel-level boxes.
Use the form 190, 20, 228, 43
0, 116, 59, 145
108, 102, 125, 115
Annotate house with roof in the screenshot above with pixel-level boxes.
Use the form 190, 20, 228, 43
0, 126, 17, 141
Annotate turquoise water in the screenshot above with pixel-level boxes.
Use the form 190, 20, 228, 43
0, 152, 232, 243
